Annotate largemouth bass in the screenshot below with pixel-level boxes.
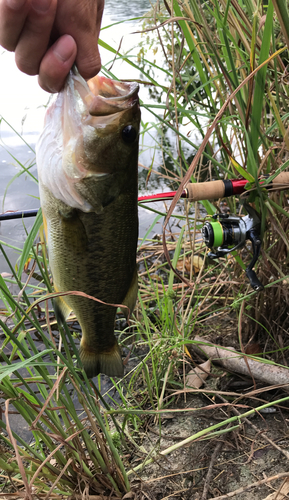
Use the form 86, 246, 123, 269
36, 69, 140, 378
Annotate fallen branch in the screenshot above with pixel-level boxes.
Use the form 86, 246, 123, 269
192, 336, 289, 388
209, 472, 289, 499
201, 437, 224, 500
263, 477, 289, 499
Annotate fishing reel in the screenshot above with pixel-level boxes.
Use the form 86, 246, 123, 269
202, 204, 264, 292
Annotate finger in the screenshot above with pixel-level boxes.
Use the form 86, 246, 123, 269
54, 0, 104, 81
0, 0, 31, 51
15, 0, 58, 75
75, 36, 102, 81
38, 34, 77, 92
75, 0, 104, 79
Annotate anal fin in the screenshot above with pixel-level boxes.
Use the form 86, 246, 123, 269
121, 266, 138, 319
53, 290, 72, 325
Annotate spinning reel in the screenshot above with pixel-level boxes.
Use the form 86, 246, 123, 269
202, 204, 264, 292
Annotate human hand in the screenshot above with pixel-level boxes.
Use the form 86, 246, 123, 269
0, 0, 104, 92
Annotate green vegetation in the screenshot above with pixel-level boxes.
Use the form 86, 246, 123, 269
1, 0, 289, 497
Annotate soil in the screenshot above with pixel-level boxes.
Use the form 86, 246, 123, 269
129, 388, 289, 500
125, 315, 289, 500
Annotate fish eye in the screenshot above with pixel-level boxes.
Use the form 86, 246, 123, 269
122, 125, 137, 144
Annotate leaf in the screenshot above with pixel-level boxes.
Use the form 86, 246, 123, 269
9, 330, 27, 362
17, 388, 39, 405
176, 255, 204, 274
250, 1, 274, 160
0, 350, 53, 382
272, 0, 289, 48
262, 478, 289, 499
23, 257, 32, 273
137, 213, 163, 249
185, 359, 211, 389
168, 225, 186, 294
17, 209, 43, 279
232, 160, 255, 182
0, 274, 18, 314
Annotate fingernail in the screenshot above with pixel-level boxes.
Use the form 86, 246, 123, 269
53, 35, 75, 63
31, 0, 51, 13
6, 0, 26, 10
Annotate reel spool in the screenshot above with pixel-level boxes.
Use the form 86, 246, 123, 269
202, 205, 264, 292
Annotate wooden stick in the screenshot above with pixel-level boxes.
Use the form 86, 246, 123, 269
192, 336, 289, 388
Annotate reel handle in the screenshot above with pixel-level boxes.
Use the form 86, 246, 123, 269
246, 269, 264, 292
185, 172, 289, 202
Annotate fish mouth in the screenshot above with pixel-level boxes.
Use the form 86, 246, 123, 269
71, 68, 139, 120
37, 68, 140, 213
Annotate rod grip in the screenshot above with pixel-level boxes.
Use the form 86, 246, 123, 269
185, 180, 225, 202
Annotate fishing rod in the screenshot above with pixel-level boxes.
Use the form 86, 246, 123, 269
139, 172, 289, 202
0, 209, 39, 222
1, 171, 288, 220
2, 172, 289, 291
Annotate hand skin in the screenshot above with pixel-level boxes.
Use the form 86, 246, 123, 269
0, 0, 104, 92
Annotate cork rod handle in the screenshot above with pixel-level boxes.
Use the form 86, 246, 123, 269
185, 173, 289, 202
185, 180, 226, 202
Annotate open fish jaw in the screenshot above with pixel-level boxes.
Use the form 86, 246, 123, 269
36, 70, 140, 212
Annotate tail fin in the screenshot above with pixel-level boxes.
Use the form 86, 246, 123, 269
79, 341, 124, 378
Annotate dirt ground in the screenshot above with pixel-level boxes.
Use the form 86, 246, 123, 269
129, 390, 289, 499
125, 317, 289, 500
